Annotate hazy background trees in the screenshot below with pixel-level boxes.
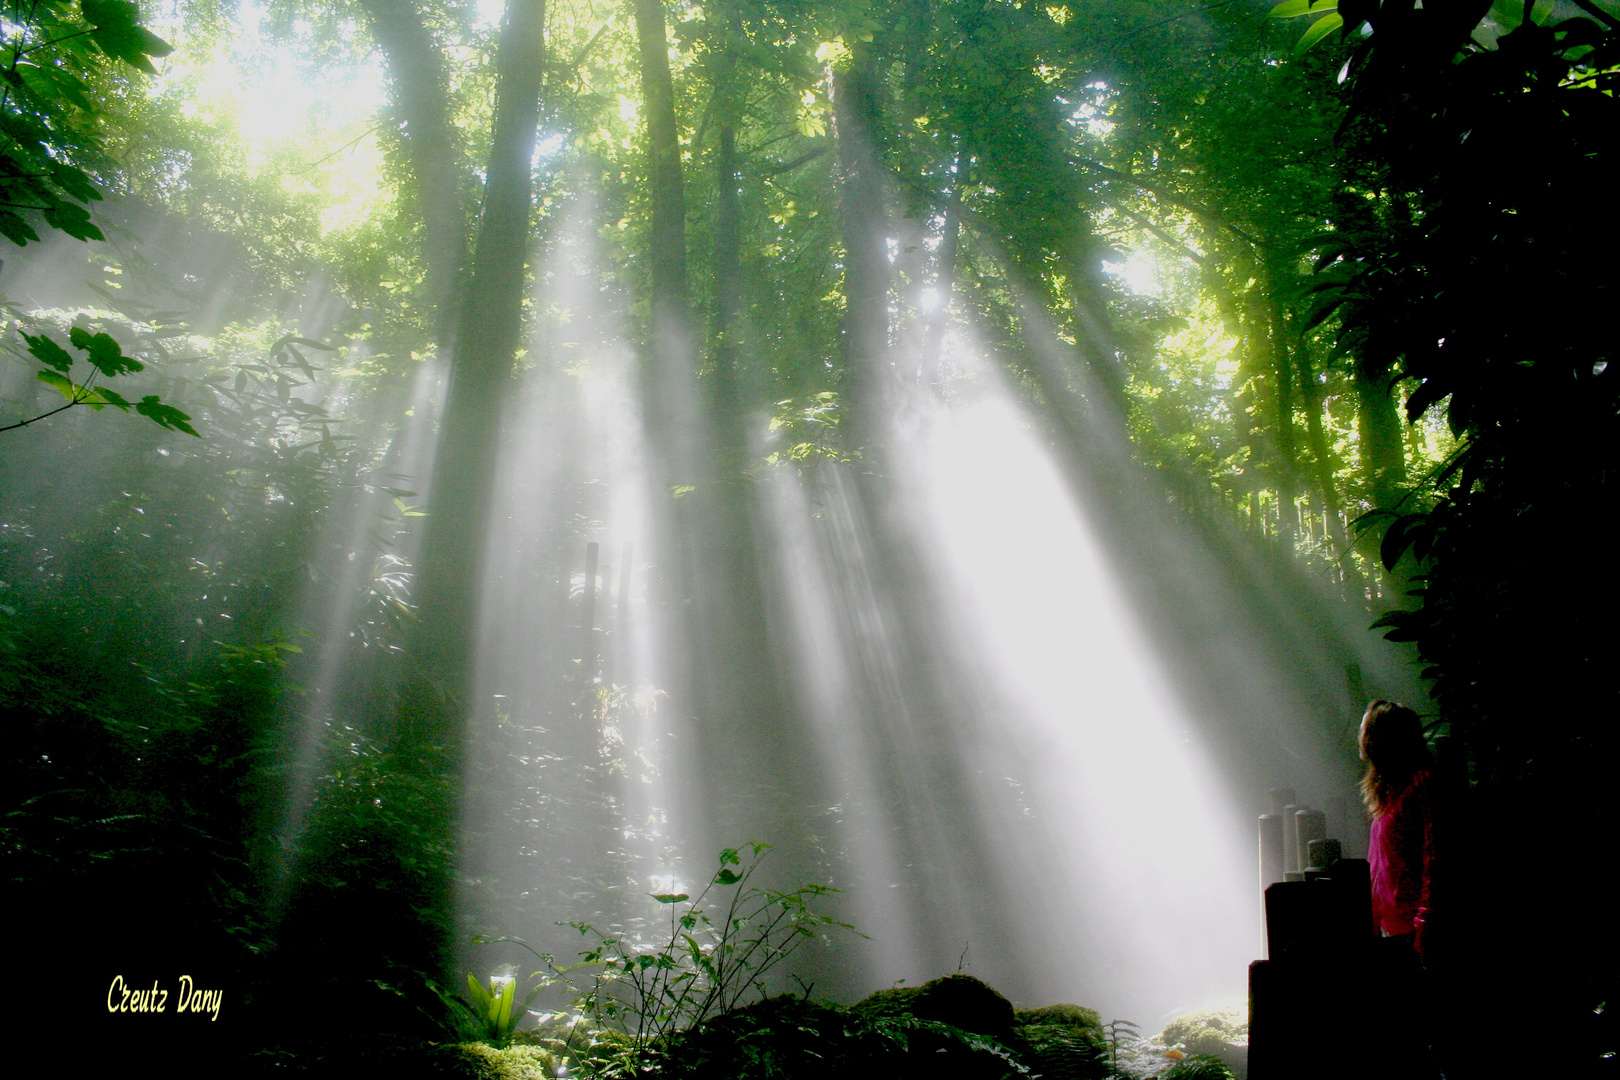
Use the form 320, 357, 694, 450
2, 0, 1613, 1067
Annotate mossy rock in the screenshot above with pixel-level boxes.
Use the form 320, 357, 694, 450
850, 983, 925, 1020
1159, 1054, 1237, 1079
1010, 1003, 1108, 1080
854, 974, 1016, 1041
1156, 1008, 1247, 1080
1013, 1003, 1103, 1031
663, 994, 853, 1080
451, 1043, 564, 1080
658, 986, 1029, 1080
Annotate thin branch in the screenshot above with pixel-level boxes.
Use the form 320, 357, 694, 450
0, 395, 79, 431
1570, 0, 1617, 29
1075, 158, 1261, 247
752, 144, 830, 177
15, 26, 95, 59
296, 123, 386, 173
1100, 197, 1207, 265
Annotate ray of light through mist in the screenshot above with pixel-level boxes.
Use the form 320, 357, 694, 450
422, 179, 1380, 1023
755, 329, 1261, 1022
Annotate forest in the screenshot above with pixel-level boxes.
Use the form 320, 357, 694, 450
0, 0, 1614, 1076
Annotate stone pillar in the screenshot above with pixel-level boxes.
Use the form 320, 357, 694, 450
1296, 808, 1327, 872
1282, 803, 1302, 874
1305, 838, 1342, 877
1259, 813, 1284, 894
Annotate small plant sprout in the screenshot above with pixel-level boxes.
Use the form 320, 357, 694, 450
462, 963, 546, 1045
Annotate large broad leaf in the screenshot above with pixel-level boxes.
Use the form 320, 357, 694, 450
42, 199, 103, 241
1296, 13, 1345, 54
135, 396, 199, 436
22, 332, 74, 373
1404, 376, 1451, 422
81, 0, 171, 72
48, 161, 102, 203
70, 327, 143, 376
36, 369, 90, 402
0, 210, 42, 246
466, 972, 490, 1010
1271, 0, 1337, 17
492, 977, 516, 1033
94, 387, 132, 412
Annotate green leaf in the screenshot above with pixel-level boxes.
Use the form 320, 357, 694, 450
286, 336, 335, 351
0, 210, 42, 246
36, 369, 81, 400
22, 332, 74, 373
94, 386, 132, 411
1379, 516, 1419, 571
713, 869, 743, 885
49, 161, 102, 203
651, 892, 690, 904
81, 0, 166, 72
1295, 12, 1344, 54
42, 199, 104, 241
1270, 0, 1312, 17
21, 63, 93, 110
138, 26, 173, 59
69, 327, 143, 376
493, 976, 516, 1033
135, 396, 199, 436
467, 972, 490, 1009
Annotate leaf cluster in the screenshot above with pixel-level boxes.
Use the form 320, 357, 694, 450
549, 842, 860, 1073
0, 0, 170, 246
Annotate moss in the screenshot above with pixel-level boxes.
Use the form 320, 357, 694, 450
663, 995, 856, 1080
1011, 1003, 1108, 1080
1014, 1003, 1104, 1030
660, 981, 1036, 1080
1157, 1007, 1246, 1052
849, 983, 926, 1020
1155, 1008, 1247, 1080
853, 974, 1015, 1040
452, 1043, 563, 1080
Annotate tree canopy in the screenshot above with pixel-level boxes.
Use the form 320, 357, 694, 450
1, 0, 1614, 1068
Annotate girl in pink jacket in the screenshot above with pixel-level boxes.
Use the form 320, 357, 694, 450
1359, 700, 1440, 964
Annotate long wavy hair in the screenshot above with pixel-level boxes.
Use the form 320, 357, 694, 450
1358, 700, 1433, 817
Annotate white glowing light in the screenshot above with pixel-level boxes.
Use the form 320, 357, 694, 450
764, 328, 1257, 1019
1105, 253, 1162, 297
899, 348, 1254, 1015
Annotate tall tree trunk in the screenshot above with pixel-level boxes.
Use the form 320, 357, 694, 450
1263, 283, 1300, 547
711, 113, 744, 457
632, 0, 695, 478
1293, 336, 1365, 597
1355, 363, 1410, 598
357, 0, 470, 344
284, 0, 544, 1018
409, 0, 545, 711
831, 50, 890, 445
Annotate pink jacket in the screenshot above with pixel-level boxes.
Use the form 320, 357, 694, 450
1369, 769, 1438, 953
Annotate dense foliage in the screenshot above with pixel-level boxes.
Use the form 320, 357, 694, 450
1, 0, 1614, 1071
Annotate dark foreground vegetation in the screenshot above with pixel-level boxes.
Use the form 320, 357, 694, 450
2, 0, 1616, 1074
